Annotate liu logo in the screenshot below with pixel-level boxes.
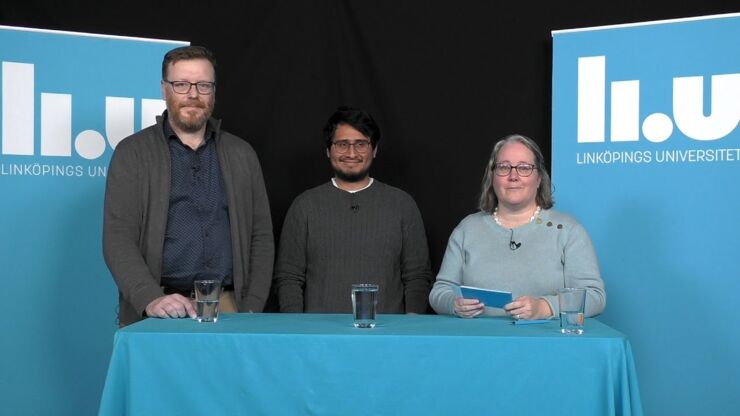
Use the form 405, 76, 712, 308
577, 55, 740, 143
2, 61, 165, 160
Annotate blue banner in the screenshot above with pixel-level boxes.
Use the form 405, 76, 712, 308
552, 14, 740, 416
0, 26, 186, 415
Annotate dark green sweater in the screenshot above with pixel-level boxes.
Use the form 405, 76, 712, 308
274, 181, 432, 313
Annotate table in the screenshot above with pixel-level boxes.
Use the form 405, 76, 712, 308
98, 313, 642, 415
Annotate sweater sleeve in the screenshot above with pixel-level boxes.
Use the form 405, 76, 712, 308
102, 141, 164, 317
243, 150, 274, 312
400, 196, 432, 313
273, 198, 307, 312
429, 225, 465, 316
543, 222, 606, 317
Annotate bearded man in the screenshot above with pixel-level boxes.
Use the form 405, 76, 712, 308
103, 46, 273, 326
274, 106, 432, 314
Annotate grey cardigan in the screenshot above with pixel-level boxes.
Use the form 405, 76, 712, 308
103, 113, 273, 326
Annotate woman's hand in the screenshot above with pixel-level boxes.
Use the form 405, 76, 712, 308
453, 297, 485, 318
504, 296, 552, 320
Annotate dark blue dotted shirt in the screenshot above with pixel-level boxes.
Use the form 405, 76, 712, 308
160, 117, 233, 291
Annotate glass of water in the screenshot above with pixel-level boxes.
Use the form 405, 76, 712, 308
558, 287, 586, 335
351, 284, 378, 328
194, 280, 221, 323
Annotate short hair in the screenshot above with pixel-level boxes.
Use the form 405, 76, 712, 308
478, 134, 554, 213
323, 106, 381, 150
162, 45, 217, 80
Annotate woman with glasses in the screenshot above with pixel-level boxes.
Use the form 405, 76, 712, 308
429, 134, 605, 320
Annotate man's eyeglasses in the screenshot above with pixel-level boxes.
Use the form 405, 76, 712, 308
331, 140, 372, 154
493, 163, 536, 177
164, 80, 216, 95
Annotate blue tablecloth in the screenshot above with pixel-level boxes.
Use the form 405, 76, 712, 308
99, 313, 642, 416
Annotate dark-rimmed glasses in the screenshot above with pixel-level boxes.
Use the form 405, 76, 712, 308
493, 163, 536, 177
164, 80, 216, 95
331, 140, 372, 154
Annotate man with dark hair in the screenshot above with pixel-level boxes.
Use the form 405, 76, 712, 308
103, 45, 273, 326
274, 106, 432, 314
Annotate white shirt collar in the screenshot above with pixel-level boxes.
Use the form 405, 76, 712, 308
331, 177, 374, 193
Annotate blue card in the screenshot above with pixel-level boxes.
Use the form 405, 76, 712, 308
458, 285, 513, 309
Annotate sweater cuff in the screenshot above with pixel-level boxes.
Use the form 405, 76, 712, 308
131, 285, 166, 318
405, 299, 429, 314
541, 295, 558, 318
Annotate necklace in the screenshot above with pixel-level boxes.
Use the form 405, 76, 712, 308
493, 205, 541, 227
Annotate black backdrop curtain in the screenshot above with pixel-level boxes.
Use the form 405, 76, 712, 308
2, 1, 735, 310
